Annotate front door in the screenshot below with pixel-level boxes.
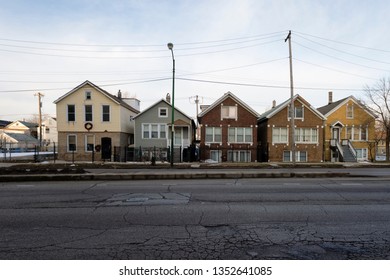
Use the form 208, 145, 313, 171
101, 137, 112, 161
332, 127, 340, 142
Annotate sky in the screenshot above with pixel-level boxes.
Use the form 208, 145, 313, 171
1, 0, 390, 121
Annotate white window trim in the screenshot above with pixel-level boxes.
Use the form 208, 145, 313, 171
227, 150, 251, 162
84, 105, 93, 122
288, 105, 304, 121
67, 134, 77, 152
345, 126, 368, 141
102, 105, 110, 122
272, 127, 289, 145
228, 127, 253, 144
158, 107, 168, 118
283, 150, 307, 162
205, 126, 222, 144
210, 150, 222, 162
221, 104, 238, 121
142, 123, 168, 139
85, 134, 95, 152
85, 90, 92, 100
67, 104, 76, 122
295, 128, 319, 144
346, 104, 354, 119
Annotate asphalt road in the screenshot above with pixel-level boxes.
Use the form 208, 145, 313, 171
1, 177, 390, 259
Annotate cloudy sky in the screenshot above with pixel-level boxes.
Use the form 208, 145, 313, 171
1, 0, 390, 121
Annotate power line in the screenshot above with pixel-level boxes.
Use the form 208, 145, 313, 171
176, 77, 363, 92
293, 30, 390, 53
295, 34, 390, 65
294, 42, 390, 72
0, 31, 287, 48
294, 58, 378, 81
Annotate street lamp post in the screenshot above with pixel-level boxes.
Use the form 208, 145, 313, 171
167, 42, 175, 167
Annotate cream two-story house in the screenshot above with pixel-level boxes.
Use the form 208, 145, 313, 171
54, 80, 140, 161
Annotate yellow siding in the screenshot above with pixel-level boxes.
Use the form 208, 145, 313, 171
56, 85, 122, 132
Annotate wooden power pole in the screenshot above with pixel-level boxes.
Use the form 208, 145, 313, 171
34, 92, 44, 149
285, 30, 296, 163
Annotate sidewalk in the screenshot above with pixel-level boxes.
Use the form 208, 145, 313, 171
1, 160, 387, 182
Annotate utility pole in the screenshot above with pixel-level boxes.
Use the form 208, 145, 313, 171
34, 92, 44, 149
190, 95, 203, 141
285, 30, 296, 163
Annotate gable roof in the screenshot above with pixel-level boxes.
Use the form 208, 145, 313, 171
317, 97, 349, 116
6, 120, 38, 129
134, 98, 193, 122
53, 80, 139, 114
198, 91, 260, 118
258, 94, 326, 121
0, 132, 39, 143
317, 95, 376, 118
0, 120, 11, 128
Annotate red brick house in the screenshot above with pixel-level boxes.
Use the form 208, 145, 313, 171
258, 95, 326, 162
198, 92, 259, 162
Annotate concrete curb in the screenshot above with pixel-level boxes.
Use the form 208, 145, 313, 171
0, 171, 355, 182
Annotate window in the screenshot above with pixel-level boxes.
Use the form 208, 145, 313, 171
67, 105, 75, 122
205, 127, 222, 143
346, 104, 354, 119
160, 124, 166, 138
102, 105, 110, 122
346, 127, 352, 140
221, 105, 237, 119
143, 124, 150, 139
228, 127, 253, 143
295, 128, 318, 143
85, 105, 93, 122
228, 150, 251, 162
142, 124, 168, 139
361, 127, 367, 141
67, 135, 77, 152
283, 151, 307, 162
159, 108, 168, 118
346, 127, 368, 141
272, 127, 288, 144
151, 124, 158, 138
356, 148, 368, 161
288, 106, 304, 119
85, 91, 92, 100
210, 150, 221, 162
85, 135, 94, 152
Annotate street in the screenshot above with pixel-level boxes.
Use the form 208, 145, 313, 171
1, 177, 390, 259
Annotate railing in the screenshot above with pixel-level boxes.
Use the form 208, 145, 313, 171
342, 139, 357, 158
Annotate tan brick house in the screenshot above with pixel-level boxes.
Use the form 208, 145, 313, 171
317, 92, 376, 162
258, 95, 326, 162
54, 80, 139, 161
198, 92, 259, 162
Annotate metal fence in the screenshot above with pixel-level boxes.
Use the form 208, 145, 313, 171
0, 142, 57, 162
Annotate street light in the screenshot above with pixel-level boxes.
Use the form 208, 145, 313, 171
167, 42, 175, 167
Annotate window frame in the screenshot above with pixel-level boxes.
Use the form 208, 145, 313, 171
85, 105, 93, 122
272, 127, 288, 144
102, 105, 110, 122
158, 107, 168, 118
67, 134, 77, 152
205, 127, 222, 144
221, 105, 237, 120
67, 104, 76, 122
85, 134, 95, 152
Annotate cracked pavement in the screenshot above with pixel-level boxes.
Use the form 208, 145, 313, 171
0, 178, 390, 259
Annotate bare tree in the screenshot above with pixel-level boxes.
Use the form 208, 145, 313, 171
364, 78, 390, 161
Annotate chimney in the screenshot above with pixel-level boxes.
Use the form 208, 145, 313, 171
272, 100, 276, 108
117, 90, 122, 99
328, 91, 333, 104
166, 93, 171, 104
